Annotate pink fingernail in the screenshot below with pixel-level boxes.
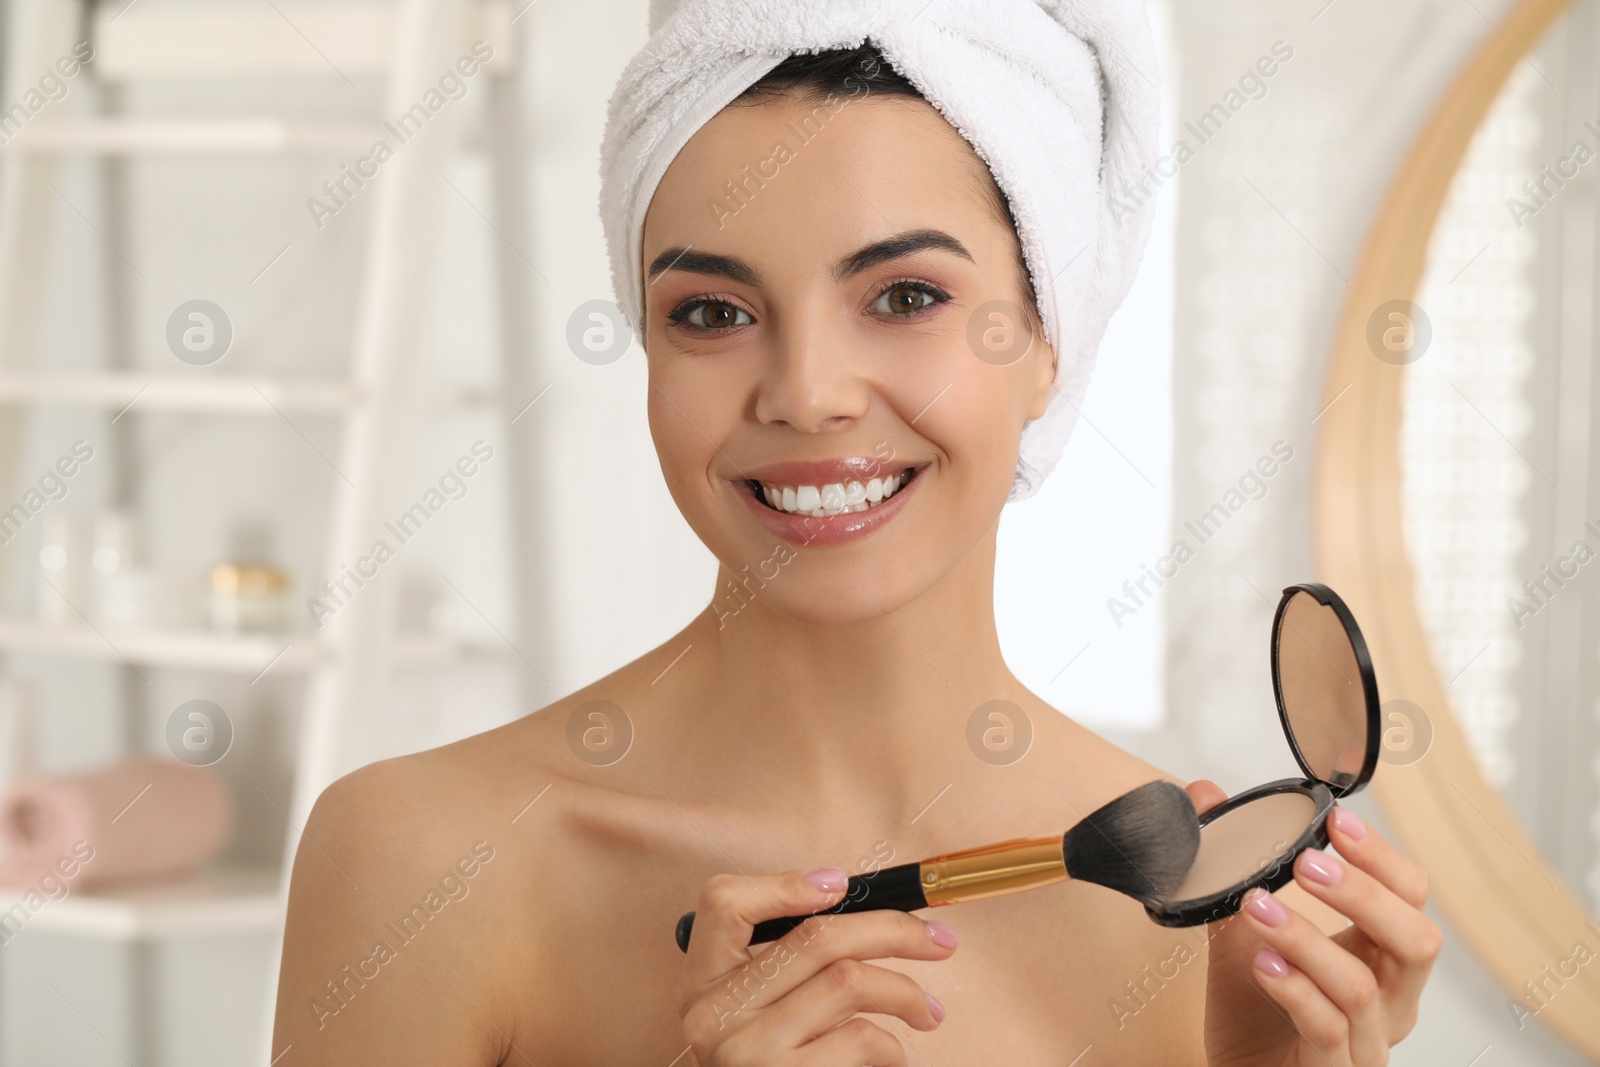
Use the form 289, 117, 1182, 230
1243, 887, 1288, 927
1298, 848, 1344, 886
1254, 947, 1289, 978
926, 992, 945, 1022
925, 920, 960, 948
803, 867, 848, 893
1333, 807, 1367, 840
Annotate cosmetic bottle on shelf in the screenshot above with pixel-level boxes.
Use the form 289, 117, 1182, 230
37, 510, 86, 624
90, 511, 201, 628
208, 562, 290, 632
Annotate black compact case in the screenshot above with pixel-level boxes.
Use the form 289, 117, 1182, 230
1144, 582, 1380, 927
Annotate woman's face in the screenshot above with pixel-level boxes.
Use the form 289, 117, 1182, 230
640, 90, 1056, 626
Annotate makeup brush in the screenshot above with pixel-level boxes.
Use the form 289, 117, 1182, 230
675, 779, 1200, 951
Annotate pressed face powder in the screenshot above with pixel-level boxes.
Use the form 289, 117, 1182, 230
1146, 584, 1378, 927
1166, 791, 1319, 902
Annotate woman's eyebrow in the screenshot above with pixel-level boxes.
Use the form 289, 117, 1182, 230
645, 229, 973, 287
833, 229, 973, 280
647, 247, 760, 286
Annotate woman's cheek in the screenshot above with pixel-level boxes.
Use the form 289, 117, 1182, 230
918, 364, 1026, 473
646, 388, 710, 500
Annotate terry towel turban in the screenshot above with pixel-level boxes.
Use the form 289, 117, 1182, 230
599, 0, 1161, 501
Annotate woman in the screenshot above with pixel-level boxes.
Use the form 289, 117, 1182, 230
274, 7, 1440, 1064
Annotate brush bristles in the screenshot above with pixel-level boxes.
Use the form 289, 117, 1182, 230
1061, 780, 1201, 904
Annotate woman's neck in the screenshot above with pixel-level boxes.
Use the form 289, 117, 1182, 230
650, 521, 1026, 829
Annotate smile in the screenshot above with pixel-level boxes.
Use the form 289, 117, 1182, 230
735, 458, 927, 547
752, 470, 914, 517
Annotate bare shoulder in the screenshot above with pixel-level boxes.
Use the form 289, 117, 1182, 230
1019, 687, 1187, 798
273, 731, 529, 1063
272, 658, 654, 1065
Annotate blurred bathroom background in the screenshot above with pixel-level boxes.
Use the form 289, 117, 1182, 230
0, 0, 1594, 1063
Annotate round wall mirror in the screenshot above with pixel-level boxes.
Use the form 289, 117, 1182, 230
1314, 0, 1600, 1058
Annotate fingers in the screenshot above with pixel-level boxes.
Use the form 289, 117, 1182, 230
1241, 887, 1385, 1065
1248, 945, 1357, 1064
1296, 808, 1442, 1023
796, 1016, 907, 1066
680, 871, 955, 1064
762, 957, 943, 1045
736, 910, 959, 1010
684, 869, 849, 985
680, 904, 956, 1049
1326, 806, 1433, 913
1186, 778, 1229, 816
1293, 839, 1440, 971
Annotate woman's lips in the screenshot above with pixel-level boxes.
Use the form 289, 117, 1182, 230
735, 464, 924, 547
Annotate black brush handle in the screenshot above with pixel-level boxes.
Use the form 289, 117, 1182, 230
675, 861, 928, 952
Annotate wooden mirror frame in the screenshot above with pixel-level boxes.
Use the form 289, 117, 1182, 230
1314, 0, 1600, 1057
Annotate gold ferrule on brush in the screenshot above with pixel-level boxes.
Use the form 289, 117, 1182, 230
917, 835, 1068, 906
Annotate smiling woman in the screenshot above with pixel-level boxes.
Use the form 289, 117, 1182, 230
272, 3, 1442, 1065
637, 61, 1058, 629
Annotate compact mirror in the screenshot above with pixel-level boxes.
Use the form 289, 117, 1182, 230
1145, 582, 1379, 926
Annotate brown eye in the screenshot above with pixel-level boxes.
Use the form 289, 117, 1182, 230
673, 299, 752, 330
872, 281, 947, 316
701, 302, 737, 327
889, 286, 925, 312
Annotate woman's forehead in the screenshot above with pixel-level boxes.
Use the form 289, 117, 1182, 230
641, 93, 1012, 275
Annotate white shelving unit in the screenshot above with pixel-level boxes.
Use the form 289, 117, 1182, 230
0, 618, 505, 674
0, 372, 490, 413
0, 1, 541, 1064
0, 864, 281, 941
0, 373, 362, 413
1, 118, 385, 156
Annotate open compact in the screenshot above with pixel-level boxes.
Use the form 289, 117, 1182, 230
1145, 582, 1380, 927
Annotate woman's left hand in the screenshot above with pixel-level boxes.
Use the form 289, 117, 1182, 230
1191, 780, 1442, 1067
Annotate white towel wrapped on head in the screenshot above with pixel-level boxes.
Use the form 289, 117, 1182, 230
600, 0, 1161, 501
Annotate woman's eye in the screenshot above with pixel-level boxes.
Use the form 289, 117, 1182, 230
872, 282, 947, 316
671, 299, 751, 331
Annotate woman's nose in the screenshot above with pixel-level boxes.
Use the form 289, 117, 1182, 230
753, 317, 872, 433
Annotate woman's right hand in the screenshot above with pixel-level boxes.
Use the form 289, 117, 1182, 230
678, 867, 956, 1065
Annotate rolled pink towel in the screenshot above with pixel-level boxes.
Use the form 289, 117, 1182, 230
0, 756, 233, 890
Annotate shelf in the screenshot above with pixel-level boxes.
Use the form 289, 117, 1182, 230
0, 620, 505, 674
0, 864, 281, 941
0, 119, 383, 157
0, 374, 357, 415
92, 1, 517, 82
0, 374, 491, 415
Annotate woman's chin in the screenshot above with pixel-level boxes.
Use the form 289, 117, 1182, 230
707, 574, 930, 630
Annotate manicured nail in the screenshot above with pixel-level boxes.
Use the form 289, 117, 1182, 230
804, 867, 848, 893
1298, 848, 1344, 886
1332, 806, 1367, 840
925, 920, 960, 948
926, 992, 945, 1022
1254, 947, 1289, 978
1243, 887, 1288, 927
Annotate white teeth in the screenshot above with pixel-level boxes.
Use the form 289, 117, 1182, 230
757, 470, 914, 516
